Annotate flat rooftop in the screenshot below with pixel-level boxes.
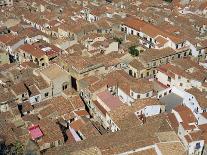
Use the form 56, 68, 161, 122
159, 93, 183, 112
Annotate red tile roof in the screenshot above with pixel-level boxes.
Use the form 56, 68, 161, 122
97, 91, 123, 111
173, 105, 196, 123
19, 44, 45, 58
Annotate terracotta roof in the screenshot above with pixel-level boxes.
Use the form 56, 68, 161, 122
173, 105, 196, 123
37, 118, 64, 145
123, 17, 146, 31
19, 44, 45, 58
140, 48, 176, 63
45, 116, 172, 155
74, 110, 89, 117
70, 118, 86, 131
157, 142, 186, 155
97, 91, 123, 111
131, 79, 153, 94
129, 59, 145, 70
10, 82, 28, 96
21, 101, 33, 113
166, 113, 179, 132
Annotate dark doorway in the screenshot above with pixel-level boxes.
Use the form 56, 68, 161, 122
129, 70, 133, 76
71, 76, 77, 91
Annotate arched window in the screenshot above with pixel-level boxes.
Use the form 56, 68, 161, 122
62, 82, 69, 90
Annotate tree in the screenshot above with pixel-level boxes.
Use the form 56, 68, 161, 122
113, 37, 123, 45
14, 141, 24, 155
164, 0, 172, 3
129, 46, 139, 57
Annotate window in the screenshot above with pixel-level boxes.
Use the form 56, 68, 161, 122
45, 92, 49, 97
133, 72, 136, 78
146, 93, 149, 97
137, 95, 140, 99
58, 140, 62, 145
131, 30, 134, 35
62, 84, 68, 90
176, 44, 178, 49
131, 92, 134, 97
178, 76, 181, 79
168, 76, 171, 82
35, 97, 39, 102
180, 83, 183, 86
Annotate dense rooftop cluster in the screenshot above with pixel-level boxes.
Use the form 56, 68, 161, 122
0, 0, 207, 154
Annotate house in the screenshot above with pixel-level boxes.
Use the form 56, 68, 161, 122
28, 119, 64, 151
81, 70, 155, 107
33, 42, 63, 61
89, 89, 164, 132
19, 101, 34, 115
10, 81, 29, 103
68, 116, 99, 141
156, 58, 207, 90
128, 59, 145, 78
38, 95, 85, 120
89, 39, 119, 54
34, 64, 71, 96
171, 105, 204, 155
16, 44, 49, 67
89, 90, 123, 131
121, 17, 188, 50
56, 55, 104, 91
87, 6, 112, 22
158, 86, 207, 114
138, 47, 191, 78
45, 110, 187, 155
0, 34, 16, 54
24, 75, 52, 103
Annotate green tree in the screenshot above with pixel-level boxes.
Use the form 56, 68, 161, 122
113, 37, 123, 45
164, 0, 172, 3
14, 141, 24, 155
129, 46, 139, 57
